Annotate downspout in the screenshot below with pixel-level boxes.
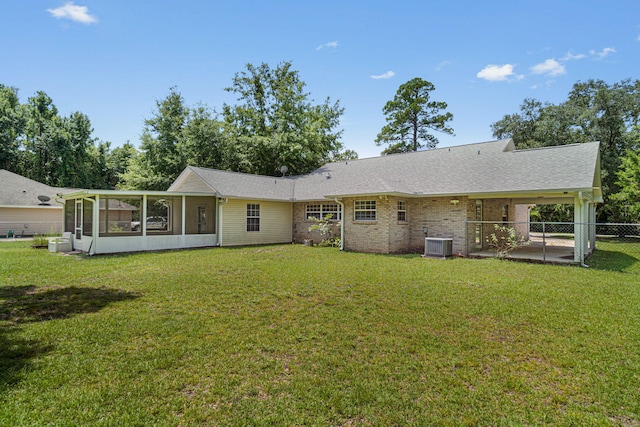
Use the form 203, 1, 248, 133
82, 197, 96, 256
335, 198, 344, 251
217, 197, 228, 247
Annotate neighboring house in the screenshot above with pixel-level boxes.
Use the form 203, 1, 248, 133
61, 139, 602, 263
0, 169, 74, 237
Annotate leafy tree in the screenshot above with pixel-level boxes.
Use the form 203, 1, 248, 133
179, 105, 229, 170
1, 84, 138, 189
492, 79, 640, 222
611, 130, 640, 221
106, 142, 138, 189
58, 111, 97, 188
21, 91, 64, 186
375, 77, 454, 155
222, 61, 347, 175
121, 87, 189, 190
0, 85, 24, 171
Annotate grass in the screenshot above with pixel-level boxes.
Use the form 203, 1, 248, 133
1, 241, 639, 426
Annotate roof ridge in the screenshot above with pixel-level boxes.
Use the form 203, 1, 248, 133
320, 138, 513, 165
513, 141, 599, 153
190, 165, 300, 180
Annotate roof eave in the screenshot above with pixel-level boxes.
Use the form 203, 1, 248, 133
60, 189, 218, 199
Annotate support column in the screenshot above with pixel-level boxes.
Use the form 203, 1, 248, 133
181, 195, 186, 247
588, 203, 596, 253
574, 194, 585, 263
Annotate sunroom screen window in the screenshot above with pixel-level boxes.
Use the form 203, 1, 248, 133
99, 197, 142, 235
147, 198, 171, 233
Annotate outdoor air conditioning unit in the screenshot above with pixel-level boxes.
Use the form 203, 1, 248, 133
424, 237, 453, 258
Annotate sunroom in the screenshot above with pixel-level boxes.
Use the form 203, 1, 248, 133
59, 190, 218, 255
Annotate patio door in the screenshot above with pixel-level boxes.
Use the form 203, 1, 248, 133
75, 200, 83, 241
198, 205, 207, 233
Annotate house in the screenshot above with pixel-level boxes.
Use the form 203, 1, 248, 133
0, 169, 74, 237
60, 139, 602, 263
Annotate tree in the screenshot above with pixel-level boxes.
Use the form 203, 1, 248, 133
21, 91, 64, 186
1, 84, 135, 189
179, 105, 229, 170
58, 111, 97, 188
105, 142, 138, 189
222, 61, 348, 175
375, 78, 454, 155
491, 79, 640, 222
121, 87, 189, 190
0, 85, 24, 171
611, 128, 640, 222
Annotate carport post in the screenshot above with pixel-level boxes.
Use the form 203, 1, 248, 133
542, 222, 546, 264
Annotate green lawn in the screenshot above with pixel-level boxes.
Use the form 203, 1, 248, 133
1, 241, 639, 426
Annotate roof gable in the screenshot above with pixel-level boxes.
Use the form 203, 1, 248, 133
169, 166, 296, 201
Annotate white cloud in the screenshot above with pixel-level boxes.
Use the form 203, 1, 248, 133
590, 47, 616, 59
560, 51, 587, 61
316, 41, 338, 50
530, 59, 566, 76
476, 64, 517, 81
47, 2, 97, 24
370, 71, 395, 80
435, 60, 452, 71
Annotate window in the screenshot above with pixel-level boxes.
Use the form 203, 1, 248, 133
502, 205, 509, 225
397, 200, 407, 222
306, 203, 342, 221
354, 200, 376, 221
147, 197, 172, 233
247, 203, 260, 232
99, 197, 142, 235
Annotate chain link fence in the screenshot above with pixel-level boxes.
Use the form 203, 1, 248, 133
466, 221, 640, 265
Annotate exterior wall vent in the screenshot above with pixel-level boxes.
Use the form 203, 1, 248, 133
424, 237, 453, 258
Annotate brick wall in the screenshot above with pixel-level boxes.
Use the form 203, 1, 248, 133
342, 196, 473, 255
293, 196, 519, 255
342, 197, 391, 253
292, 202, 341, 244
406, 197, 470, 255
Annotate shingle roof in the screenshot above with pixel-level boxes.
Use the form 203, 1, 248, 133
0, 170, 75, 207
297, 139, 601, 199
183, 167, 296, 201
171, 139, 601, 201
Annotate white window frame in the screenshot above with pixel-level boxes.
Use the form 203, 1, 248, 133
354, 200, 376, 221
397, 200, 407, 222
246, 203, 260, 232
306, 203, 342, 221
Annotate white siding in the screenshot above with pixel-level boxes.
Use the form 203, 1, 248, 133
170, 171, 214, 193
221, 199, 292, 246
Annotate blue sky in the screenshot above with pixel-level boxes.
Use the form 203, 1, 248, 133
2, 1, 639, 159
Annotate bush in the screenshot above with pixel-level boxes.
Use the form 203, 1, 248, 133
485, 224, 528, 259
307, 214, 341, 247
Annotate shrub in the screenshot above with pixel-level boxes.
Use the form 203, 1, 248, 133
307, 214, 341, 247
485, 224, 528, 259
